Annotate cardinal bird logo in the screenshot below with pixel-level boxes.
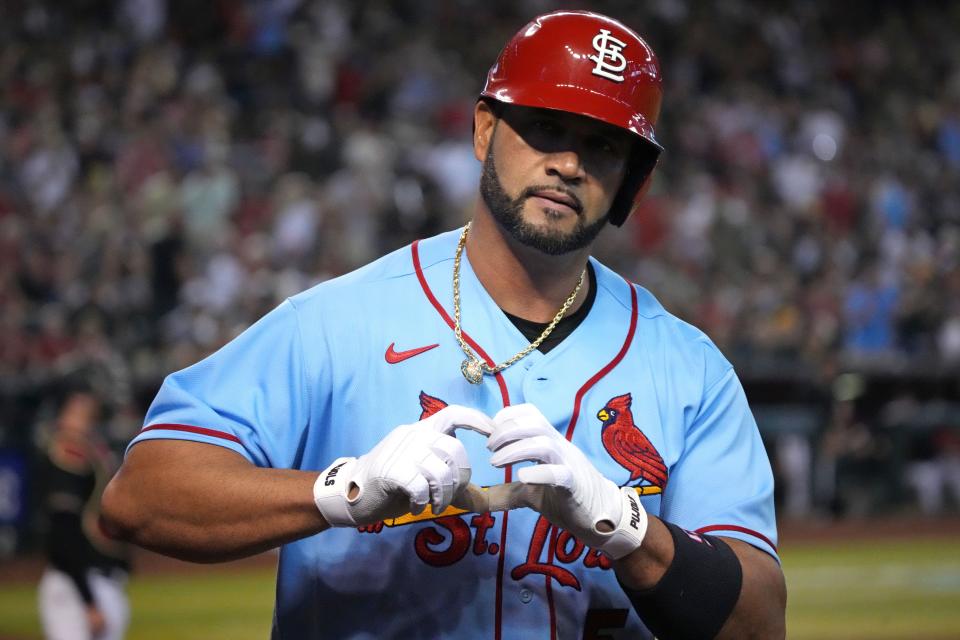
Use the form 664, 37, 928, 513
418, 391, 448, 419
597, 393, 667, 489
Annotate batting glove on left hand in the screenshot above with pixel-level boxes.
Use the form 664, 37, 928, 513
488, 404, 648, 559
314, 405, 493, 527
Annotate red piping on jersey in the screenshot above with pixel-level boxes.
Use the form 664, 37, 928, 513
411, 240, 510, 403
494, 492, 512, 640
695, 524, 778, 553
545, 278, 639, 635
139, 424, 242, 444
546, 281, 637, 638
545, 526, 559, 639
411, 239, 512, 640
563, 280, 638, 440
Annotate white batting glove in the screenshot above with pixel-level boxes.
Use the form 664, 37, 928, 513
487, 404, 648, 559
314, 405, 494, 527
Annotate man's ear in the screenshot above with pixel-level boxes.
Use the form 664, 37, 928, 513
473, 100, 498, 162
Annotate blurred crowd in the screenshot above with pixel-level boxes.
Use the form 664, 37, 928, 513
1, 0, 959, 518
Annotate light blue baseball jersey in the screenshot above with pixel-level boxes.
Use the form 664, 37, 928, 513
130, 228, 777, 639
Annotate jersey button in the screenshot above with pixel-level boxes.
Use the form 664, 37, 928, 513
519, 588, 533, 604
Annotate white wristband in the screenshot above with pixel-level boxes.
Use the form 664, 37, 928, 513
313, 457, 359, 527
599, 488, 649, 560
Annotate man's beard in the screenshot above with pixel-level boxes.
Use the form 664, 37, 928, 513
479, 148, 609, 256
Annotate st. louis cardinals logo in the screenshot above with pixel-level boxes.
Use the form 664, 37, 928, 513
588, 28, 628, 82
597, 393, 667, 491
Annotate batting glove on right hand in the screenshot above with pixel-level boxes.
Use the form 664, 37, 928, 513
488, 404, 648, 559
314, 405, 494, 527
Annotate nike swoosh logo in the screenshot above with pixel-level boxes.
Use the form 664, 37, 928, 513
385, 342, 440, 364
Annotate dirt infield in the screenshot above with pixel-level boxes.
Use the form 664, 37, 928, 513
778, 515, 960, 545
3, 515, 959, 585
0, 546, 277, 584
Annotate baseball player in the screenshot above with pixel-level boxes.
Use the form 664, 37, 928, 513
102, 10, 785, 639
40, 388, 131, 640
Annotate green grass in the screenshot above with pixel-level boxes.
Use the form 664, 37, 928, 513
0, 568, 276, 640
784, 538, 960, 639
2, 537, 959, 639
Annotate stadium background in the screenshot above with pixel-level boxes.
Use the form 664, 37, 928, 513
0, 0, 958, 638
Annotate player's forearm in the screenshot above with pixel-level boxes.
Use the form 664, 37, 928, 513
611, 514, 674, 588
614, 515, 786, 639
100, 440, 330, 563
712, 538, 786, 639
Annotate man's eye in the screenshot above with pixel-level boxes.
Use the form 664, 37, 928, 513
590, 137, 617, 154
534, 120, 559, 133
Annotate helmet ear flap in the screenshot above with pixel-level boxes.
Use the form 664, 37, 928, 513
608, 144, 660, 227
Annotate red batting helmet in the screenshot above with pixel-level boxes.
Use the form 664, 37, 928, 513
480, 10, 663, 226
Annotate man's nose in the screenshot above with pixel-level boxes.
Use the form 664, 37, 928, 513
544, 146, 586, 182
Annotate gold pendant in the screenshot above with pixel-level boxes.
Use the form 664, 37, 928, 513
460, 358, 484, 384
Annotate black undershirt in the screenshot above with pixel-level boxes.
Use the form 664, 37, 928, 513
502, 263, 597, 354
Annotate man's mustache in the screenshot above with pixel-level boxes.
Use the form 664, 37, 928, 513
520, 185, 584, 215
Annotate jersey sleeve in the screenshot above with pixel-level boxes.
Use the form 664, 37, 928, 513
659, 357, 779, 560
127, 299, 312, 468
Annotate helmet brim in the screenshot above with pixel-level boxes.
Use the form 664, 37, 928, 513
480, 85, 663, 155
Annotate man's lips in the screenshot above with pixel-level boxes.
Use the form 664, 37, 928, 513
529, 190, 582, 214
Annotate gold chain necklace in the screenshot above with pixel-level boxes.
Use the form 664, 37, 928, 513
453, 222, 586, 384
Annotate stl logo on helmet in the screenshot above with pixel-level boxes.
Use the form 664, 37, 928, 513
588, 29, 628, 82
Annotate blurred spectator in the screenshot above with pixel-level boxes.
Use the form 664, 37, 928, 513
843, 264, 899, 355
0, 0, 959, 527
906, 426, 960, 515
38, 388, 131, 640
777, 432, 813, 519
816, 373, 893, 517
